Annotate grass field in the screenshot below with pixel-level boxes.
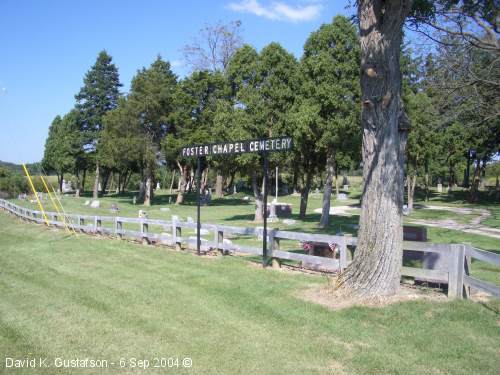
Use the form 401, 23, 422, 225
1, 211, 500, 374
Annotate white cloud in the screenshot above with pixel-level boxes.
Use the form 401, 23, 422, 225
227, 0, 322, 22
170, 60, 183, 68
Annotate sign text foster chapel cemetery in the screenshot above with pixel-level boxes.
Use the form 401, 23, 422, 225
181, 136, 293, 157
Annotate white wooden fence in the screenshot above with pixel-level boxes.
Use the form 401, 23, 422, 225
1, 198, 498, 299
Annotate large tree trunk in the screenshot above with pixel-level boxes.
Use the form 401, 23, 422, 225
407, 174, 417, 211
100, 169, 110, 196
144, 173, 152, 206
75, 170, 80, 198
424, 161, 429, 202
335, 165, 340, 197
176, 162, 188, 204
59, 173, 63, 193
215, 172, 224, 198
292, 162, 299, 194
319, 153, 335, 228
338, 0, 412, 297
93, 162, 100, 199
82, 169, 86, 192
468, 158, 481, 203
252, 171, 264, 222
169, 169, 176, 194
299, 171, 312, 219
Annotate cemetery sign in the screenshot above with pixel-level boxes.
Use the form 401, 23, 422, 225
181, 136, 293, 157
180, 136, 293, 264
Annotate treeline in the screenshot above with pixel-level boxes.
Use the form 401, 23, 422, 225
42, 16, 361, 225
41, 14, 499, 224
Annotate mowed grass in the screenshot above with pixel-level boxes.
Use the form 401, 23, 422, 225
0, 212, 500, 374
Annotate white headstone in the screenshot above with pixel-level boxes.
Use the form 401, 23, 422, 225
195, 228, 210, 236
283, 219, 296, 225
343, 184, 349, 191
138, 210, 148, 218
437, 183, 443, 193
84, 200, 90, 206
160, 207, 170, 212
337, 193, 347, 200
171, 215, 180, 222
243, 196, 250, 201
90, 200, 100, 208
223, 238, 233, 245
156, 182, 161, 190
132, 196, 137, 205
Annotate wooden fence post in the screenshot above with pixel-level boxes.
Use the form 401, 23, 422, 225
172, 221, 182, 251
339, 235, 348, 271
215, 226, 224, 254
79, 217, 85, 232
141, 220, 149, 244
95, 217, 101, 234
270, 228, 281, 269
116, 218, 123, 239
448, 244, 465, 299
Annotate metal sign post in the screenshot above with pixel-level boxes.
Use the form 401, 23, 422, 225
196, 157, 201, 256
262, 152, 269, 267
180, 136, 292, 262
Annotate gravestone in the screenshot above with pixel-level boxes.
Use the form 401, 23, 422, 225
90, 200, 100, 208
171, 215, 180, 222
402, 204, 410, 216
337, 193, 347, 200
223, 238, 233, 245
403, 226, 427, 242
233, 185, 237, 194
156, 182, 161, 190
283, 218, 296, 225
138, 210, 148, 219
132, 196, 137, 205
160, 207, 170, 212
110, 203, 119, 213
84, 200, 90, 206
195, 228, 210, 236
343, 184, 349, 191
437, 183, 443, 193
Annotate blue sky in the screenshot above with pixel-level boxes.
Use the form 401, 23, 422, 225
0, 0, 352, 164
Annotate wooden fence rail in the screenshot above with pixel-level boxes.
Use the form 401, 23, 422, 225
1, 198, 498, 299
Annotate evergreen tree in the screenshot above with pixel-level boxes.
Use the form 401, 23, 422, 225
127, 56, 177, 206
295, 15, 361, 226
75, 50, 122, 199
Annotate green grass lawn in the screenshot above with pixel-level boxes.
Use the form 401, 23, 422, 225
9, 188, 500, 284
0, 211, 499, 374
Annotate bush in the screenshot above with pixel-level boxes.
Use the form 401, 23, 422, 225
0, 167, 28, 198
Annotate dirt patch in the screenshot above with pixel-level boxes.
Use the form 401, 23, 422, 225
301, 280, 447, 311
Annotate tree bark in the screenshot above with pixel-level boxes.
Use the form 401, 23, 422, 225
299, 171, 312, 219
319, 153, 335, 228
59, 173, 63, 193
338, 0, 412, 297
75, 170, 80, 198
82, 169, 86, 192
335, 165, 340, 197
424, 161, 429, 202
144, 173, 152, 206
407, 174, 417, 211
252, 171, 264, 222
100, 169, 110, 196
176, 162, 188, 204
215, 172, 224, 198
93, 162, 100, 199
169, 169, 176, 194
